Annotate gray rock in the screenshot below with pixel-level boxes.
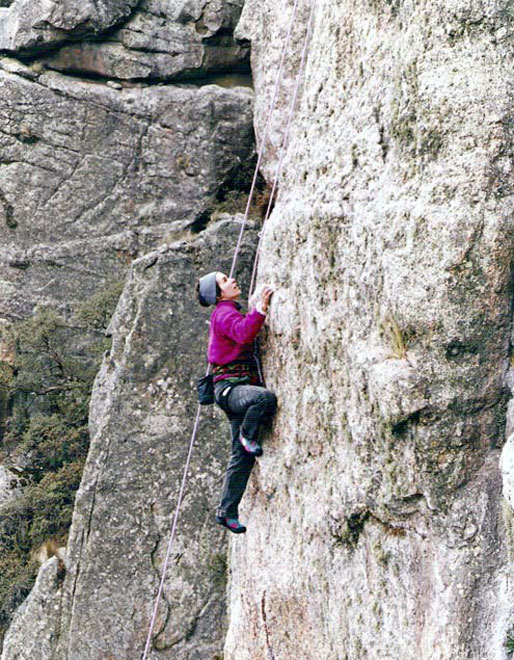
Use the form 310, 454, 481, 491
367, 358, 429, 427
41, 0, 249, 81
0, 57, 39, 80
4, 0, 514, 658
58, 219, 256, 659
0, 466, 21, 506
500, 436, 514, 510
0, 556, 62, 660
0, 66, 254, 319
0, 218, 259, 660
223, 0, 514, 658
0, 0, 139, 54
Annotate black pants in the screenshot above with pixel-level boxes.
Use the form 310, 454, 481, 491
214, 382, 277, 519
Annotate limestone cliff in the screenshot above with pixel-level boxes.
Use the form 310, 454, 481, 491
226, 1, 514, 659
3, 0, 514, 659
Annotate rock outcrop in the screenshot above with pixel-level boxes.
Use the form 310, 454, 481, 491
223, 1, 514, 659
0, 0, 139, 53
0, 63, 254, 319
4, 0, 514, 659
41, 0, 249, 82
1, 556, 63, 660
0, 0, 249, 81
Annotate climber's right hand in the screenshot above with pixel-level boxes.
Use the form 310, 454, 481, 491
261, 286, 274, 314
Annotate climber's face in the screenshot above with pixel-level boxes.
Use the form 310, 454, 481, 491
217, 272, 240, 301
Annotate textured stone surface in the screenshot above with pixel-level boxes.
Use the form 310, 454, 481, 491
0, 0, 139, 53
0, 65, 254, 319
0, 218, 259, 660
49, 218, 258, 660
225, 1, 514, 659
42, 0, 249, 82
0, 466, 20, 506
0, 557, 62, 660
500, 435, 514, 509
4, 0, 514, 658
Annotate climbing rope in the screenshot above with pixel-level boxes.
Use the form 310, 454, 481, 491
141, 404, 203, 660
141, 3, 315, 657
228, 0, 303, 280
249, 0, 317, 297
249, 0, 316, 387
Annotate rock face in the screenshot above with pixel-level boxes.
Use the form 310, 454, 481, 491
0, 63, 254, 319
0, 0, 139, 53
1, 218, 259, 660
41, 0, 249, 82
4, 0, 514, 659
0, 0, 249, 82
0, 557, 62, 660
223, 1, 514, 659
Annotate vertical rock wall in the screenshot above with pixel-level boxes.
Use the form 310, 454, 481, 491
0, 0, 257, 656
1, 218, 260, 660
226, 1, 514, 659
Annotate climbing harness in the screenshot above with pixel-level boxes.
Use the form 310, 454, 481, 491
141, 3, 316, 658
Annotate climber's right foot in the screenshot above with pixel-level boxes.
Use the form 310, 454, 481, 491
239, 434, 263, 457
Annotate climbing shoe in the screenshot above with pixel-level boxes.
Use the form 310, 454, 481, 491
239, 434, 263, 457
216, 515, 247, 534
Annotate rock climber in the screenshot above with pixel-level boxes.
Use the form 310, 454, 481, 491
196, 271, 277, 534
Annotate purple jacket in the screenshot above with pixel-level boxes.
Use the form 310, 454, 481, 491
208, 300, 266, 375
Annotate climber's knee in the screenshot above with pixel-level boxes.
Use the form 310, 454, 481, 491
259, 390, 277, 416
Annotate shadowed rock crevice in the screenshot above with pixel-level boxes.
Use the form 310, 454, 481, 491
0, 191, 15, 230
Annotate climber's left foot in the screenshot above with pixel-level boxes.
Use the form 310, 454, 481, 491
216, 515, 247, 534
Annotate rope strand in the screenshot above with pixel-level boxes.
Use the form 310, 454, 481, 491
229, 0, 303, 279
141, 402, 202, 660
249, 0, 317, 297
141, 3, 316, 657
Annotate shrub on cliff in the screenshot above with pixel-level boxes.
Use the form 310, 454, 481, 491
0, 282, 122, 642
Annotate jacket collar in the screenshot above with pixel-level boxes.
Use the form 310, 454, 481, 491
216, 299, 242, 311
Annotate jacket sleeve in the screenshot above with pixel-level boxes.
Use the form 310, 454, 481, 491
216, 306, 266, 344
